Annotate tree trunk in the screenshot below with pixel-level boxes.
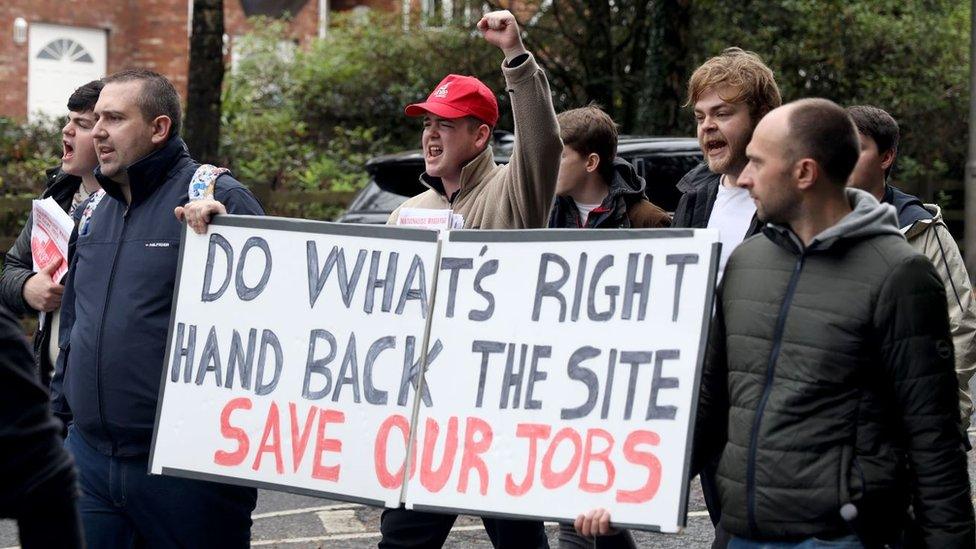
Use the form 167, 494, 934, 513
581, 0, 615, 115
645, 0, 691, 134
185, 0, 225, 164
618, 0, 654, 133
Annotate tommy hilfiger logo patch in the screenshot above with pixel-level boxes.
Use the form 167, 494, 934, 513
145, 242, 172, 248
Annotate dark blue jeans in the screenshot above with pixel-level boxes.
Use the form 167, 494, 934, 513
65, 426, 257, 548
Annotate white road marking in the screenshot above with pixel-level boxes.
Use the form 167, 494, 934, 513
252, 503, 363, 520
317, 509, 368, 533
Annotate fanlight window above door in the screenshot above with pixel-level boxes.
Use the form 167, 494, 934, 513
37, 38, 94, 63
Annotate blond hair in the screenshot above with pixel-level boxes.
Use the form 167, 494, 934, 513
686, 47, 782, 118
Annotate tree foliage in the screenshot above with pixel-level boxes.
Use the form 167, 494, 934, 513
220, 12, 506, 192
688, 0, 969, 192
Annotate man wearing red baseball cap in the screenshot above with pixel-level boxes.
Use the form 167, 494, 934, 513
380, 11, 559, 549
386, 9, 562, 233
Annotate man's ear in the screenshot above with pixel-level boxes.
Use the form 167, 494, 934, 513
475, 124, 492, 149
585, 153, 600, 174
794, 158, 819, 190
880, 148, 896, 172
150, 115, 173, 145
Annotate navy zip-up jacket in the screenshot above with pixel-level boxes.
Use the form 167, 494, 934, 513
51, 137, 264, 457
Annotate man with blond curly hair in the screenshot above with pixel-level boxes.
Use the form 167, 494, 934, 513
673, 47, 782, 278
672, 47, 781, 549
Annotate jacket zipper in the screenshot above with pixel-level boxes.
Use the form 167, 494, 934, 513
746, 252, 805, 535
94, 207, 129, 455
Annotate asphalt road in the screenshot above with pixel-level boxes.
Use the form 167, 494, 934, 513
2, 445, 975, 548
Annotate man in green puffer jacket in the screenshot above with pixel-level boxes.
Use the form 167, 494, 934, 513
693, 98, 975, 548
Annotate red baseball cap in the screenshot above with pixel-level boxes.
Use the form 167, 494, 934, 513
405, 74, 499, 127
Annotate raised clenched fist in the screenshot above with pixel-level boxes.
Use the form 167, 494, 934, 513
477, 10, 526, 61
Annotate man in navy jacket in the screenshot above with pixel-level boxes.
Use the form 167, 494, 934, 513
51, 69, 264, 547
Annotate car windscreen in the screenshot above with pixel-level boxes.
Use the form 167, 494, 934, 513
346, 180, 414, 213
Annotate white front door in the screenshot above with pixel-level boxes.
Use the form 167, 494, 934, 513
27, 23, 107, 121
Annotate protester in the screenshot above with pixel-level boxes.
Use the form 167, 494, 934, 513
546, 104, 662, 549
548, 105, 669, 231
669, 46, 782, 549
50, 69, 264, 547
0, 80, 103, 387
0, 303, 82, 548
847, 104, 976, 433
673, 47, 781, 277
380, 9, 559, 549
382, 12, 561, 232
701, 98, 974, 547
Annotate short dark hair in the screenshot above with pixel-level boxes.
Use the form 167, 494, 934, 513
785, 98, 859, 186
67, 80, 104, 113
847, 105, 899, 178
102, 69, 182, 138
557, 105, 618, 182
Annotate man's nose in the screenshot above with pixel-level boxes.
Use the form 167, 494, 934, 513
92, 120, 106, 138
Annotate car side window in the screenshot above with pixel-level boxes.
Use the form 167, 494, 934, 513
637, 153, 703, 212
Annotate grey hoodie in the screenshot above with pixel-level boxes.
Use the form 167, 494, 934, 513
763, 188, 902, 254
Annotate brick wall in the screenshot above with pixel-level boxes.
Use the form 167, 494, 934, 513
1, 0, 400, 120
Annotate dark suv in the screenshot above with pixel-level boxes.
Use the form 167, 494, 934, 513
338, 134, 703, 224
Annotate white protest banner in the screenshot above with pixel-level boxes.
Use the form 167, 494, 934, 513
405, 229, 719, 532
149, 216, 440, 507
151, 218, 719, 531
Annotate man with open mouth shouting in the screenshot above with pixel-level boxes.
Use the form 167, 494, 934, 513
379, 9, 560, 549
669, 48, 782, 549
672, 48, 782, 280
384, 9, 562, 234
0, 79, 104, 389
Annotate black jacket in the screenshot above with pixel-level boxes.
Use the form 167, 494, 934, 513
0, 303, 81, 547
0, 167, 84, 386
548, 159, 670, 229
695, 189, 974, 546
672, 162, 762, 236
50, 137, 264, 457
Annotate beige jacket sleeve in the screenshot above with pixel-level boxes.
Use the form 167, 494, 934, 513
489, 53, 563, 229
911, 221, 976, 430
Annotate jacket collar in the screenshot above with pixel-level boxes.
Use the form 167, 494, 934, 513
44, 165, 82, 199
676, 162, 718, 194
882, 184, 933, 231
95, 137, 190, 207
419, 146, 497, 201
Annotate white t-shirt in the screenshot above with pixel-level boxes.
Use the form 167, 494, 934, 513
574, 201, 603, 226
706, 179, 756, 278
